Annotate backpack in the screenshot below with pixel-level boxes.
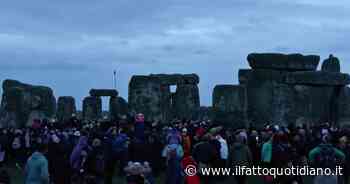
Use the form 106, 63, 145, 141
315, 145, 337, 170
112, 134, 128, 153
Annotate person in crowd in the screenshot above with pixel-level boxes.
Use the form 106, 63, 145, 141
0, 112, 348, 184
216, 133, 228, 167
229, 130, 252, 184
85, 137, 104, 184
25, 143, 49, 184
134, 113, 146, 143
248, 129, 261, 166
181, 155, 200, 184
47, 132, 71, 184
163, 128, 184, 184
143, 133, 164, 177
70, 134, 90, 183
124, 161, 153, 184
309, 133, 346, 184
182, 128, 192, 156
271, 127, 292, 184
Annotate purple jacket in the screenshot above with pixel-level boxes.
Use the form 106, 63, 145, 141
70, 136, 88, 170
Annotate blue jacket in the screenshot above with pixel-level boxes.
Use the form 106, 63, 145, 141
25, 152, 49, 184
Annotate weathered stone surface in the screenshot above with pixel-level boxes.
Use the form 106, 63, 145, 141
89, 89, 118, 97
129, 73, 200, 122
238, 69, 252, 85
243, 68, 339, 128
173, 84, 200, 120
150, 73, 200, 85
285, 71, 350, 86
247, 53, 320, 71
183, 74, 200, 84
245, 74, 275, 128
321, 54, 340, 73
82, 96, 102, 120
129, 76, 169, 122
213, 85, 247, 128
109, 96, 129, 120
0, 79, 56, 127
216, 53, 350, 128
56, 96, 76, 121
338, 87, 350, 126
197, 106, 213, 121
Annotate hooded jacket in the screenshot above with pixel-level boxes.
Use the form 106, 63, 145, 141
25, 152, 49, 184
70, 136, 88, 170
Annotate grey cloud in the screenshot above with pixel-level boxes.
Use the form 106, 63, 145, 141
0, 0, 350, 107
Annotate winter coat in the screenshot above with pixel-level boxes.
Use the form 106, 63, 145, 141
261, 139, 272, 163
181, 156, 200, 184
229, 143, 252, 167
182, 135, 191, 156
70, 136, 88, 170
25, 152, 49, 184
192, 141, 214, 164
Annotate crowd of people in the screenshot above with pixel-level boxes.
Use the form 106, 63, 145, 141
0, 113, 349, 184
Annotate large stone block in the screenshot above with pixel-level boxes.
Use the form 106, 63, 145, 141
338, 86, 350, 126
89, 89, 118, 97
285, 71, 350, 86
321, 54, 340, 73
109, 96, 129, 120
197, 106, 213, 121
173, 84, 200, 120
213, 85, 247, 128
129, 77, 170, 122
150, 73, 200, 85
82, 96, 102, 120
0, 79, 56, 127
238, 69, 252, 85
129, 74, 200, 122
57, 96, 76, 121
247, 53, 320, 71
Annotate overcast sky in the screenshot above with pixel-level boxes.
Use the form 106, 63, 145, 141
0, 0, 349, 110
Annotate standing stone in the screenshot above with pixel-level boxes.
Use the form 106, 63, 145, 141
57, 96, 76, 122
0, 79, 56, 127
82, 96, 102, 120
338, 87, 350, 127
321, 54, 341, 73
173, 84, 200, 120
197, 106, 213, 121
129, 76, 166, 122
129, 74, 200, 122
244, 69, 287, 128
213, 85, 247, 128
238, 69, 252, 85
109, 96, 129, 120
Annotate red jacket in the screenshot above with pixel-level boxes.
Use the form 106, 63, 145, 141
181, 156, 200, 184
